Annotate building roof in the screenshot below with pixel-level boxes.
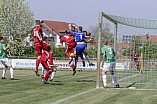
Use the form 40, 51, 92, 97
41, 20, 77, 36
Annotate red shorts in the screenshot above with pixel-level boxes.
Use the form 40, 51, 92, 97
35, 42, 51, 56
42, 42, 51, 52
66, 42, 76, 53
35, 43, 43, 56
41, 60, 50, 69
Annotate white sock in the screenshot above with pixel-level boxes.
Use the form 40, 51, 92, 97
112, 74, 118, 85
42, 67, 44, 76
86, 55, 91, 64
10, 68, 14, 78
51, 72, 56, 79
70, 58, 74, 67
102, 75, 107, 86
2, 67, 7, 78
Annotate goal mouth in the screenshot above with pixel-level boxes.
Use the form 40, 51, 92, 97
96, 11, 157, 90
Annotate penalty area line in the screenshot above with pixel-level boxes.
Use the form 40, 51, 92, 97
51, 88, 97, 104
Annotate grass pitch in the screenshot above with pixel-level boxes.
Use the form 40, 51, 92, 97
0, 69, 157, 104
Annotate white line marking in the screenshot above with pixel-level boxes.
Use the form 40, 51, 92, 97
52, 73, 141, 104
51, 88, 97, 104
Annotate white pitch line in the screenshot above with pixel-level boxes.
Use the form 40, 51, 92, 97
51, 88, 97, 104
52, 73, 141, 104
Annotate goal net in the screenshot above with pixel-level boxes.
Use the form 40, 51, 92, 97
96, 11, 157, 90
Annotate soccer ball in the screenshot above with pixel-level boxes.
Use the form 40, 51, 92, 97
70, 52, 76, 58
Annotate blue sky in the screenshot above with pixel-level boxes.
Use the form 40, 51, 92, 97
24, 0, 157, 30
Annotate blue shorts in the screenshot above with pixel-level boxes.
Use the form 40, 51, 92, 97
76, 44, 85, 55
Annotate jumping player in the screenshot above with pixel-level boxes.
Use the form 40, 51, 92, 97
60, 33, 77, 75
33, 20, 54, 76
83, 31, 95, 66
68, 24, 85, 75
132, 50, 141, 72
40, 50, 57, 84
0, 37, 14, 80
40, 37, 57, 84
101, 40, 119, 88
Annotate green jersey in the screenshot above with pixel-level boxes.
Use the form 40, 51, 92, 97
0, 43, 7, 59
101, 45, 115, 63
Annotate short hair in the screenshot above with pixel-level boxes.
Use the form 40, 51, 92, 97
43, 36, 47, 41
35, 20, 40, 25
72, 26, 75, 30
102, 40, 108, 45
59, 35, 64, 39
83, 31, 87, 35
79, 26, 82, 31
0, 37, 4, 40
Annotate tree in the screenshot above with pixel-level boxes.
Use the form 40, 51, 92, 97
88, 22, 114, 43
0, 0, 35, 56
87, 22, 114, 58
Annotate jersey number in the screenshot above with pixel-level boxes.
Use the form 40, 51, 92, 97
64, 36, 70, 39
108, 48, 112, 54
80, 34, 82, 40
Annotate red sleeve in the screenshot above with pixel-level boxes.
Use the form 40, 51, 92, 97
131, 54, 133, 59
60, 37, 63, 43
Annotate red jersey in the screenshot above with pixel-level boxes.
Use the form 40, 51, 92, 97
33, 26, 43, 44
132, 53, 139, 61
60, 34, 75, 44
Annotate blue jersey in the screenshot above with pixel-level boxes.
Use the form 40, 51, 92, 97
69, 29, 85, 42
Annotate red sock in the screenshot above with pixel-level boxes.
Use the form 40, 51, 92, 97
43, 70, 52, 81
72, 63, 74, 70
137, 67, 140, 70
66, 53, 70, 58
49, 52, 53, 65
36, 59, 41, 71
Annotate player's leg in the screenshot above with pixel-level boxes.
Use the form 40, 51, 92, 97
43, 43, 54, 66
136, 61, 140, 70
35, 45, 42, 76
83, 51, 95, 66
50, 67, 57, 82
1, 58, 14, 80
2, 66, 7, 79
80, 53, 85, 67
75, 44, 85, 67
102, 70, 108, 88
9, 65, 14, 80
42, 70, 52, 84
1, 59, 7, 79
101, 62, 110, 88
35, 55, 41, 76
49, 50, 53, 65
110, 62, 119, 88
41, 60, 45, 79
41, 61, 52, 84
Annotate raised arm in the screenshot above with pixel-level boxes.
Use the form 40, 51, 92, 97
3, 44, 10, 51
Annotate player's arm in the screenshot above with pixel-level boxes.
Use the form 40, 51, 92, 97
85, 37, 94, 43
131, 54, 133, 60
3, 44, 10, 51
101, 53, 106, 67
60, 39, 66, 50
68, 24, 77, 35
35, 31, 42, 42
